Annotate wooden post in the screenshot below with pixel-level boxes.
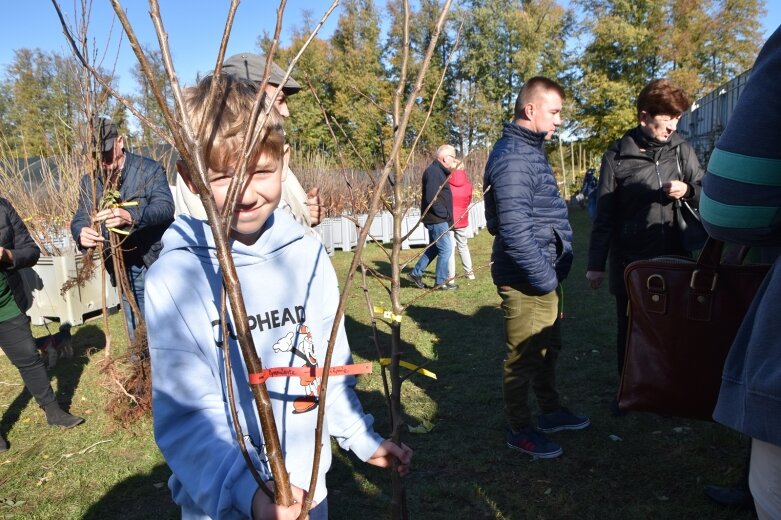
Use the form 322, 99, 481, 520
558, 138, 568, 200
570, 142, 575, 182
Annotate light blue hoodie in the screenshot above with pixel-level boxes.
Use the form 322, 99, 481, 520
146, 210, 382, 519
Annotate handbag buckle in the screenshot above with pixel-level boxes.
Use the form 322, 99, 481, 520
646, 274, 666, 291
690, 270, 718, 291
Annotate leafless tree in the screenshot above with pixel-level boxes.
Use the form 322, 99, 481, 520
53, 0, 456, 516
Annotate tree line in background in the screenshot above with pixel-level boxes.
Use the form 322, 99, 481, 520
0, 0, 765, 166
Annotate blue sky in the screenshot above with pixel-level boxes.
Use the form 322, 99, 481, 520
2, 0, 780, 98
0, 1, 341, 95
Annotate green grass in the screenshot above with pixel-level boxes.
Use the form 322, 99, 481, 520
0, 207, 752, 519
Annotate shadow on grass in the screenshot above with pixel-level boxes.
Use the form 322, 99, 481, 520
81, 462, 178, 520
334, 299, 509, 517
0, 323, 105, 448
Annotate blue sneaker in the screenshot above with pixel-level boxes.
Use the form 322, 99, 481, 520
537, 407, 591, 433
506, 427, 563, 458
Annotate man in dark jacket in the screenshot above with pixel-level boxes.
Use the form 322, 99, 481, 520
408, 144, 459, 290
586, 79, 703, 405
484, 77, 587, 459
1, 198, 83, 451
71, 116, 174, 341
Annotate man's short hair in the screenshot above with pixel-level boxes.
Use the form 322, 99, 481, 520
637, 79, 691, 117
513, 77, 566, 120
436, 144, 455, 160
222, 53, 302, 95
183, 75, 286, 174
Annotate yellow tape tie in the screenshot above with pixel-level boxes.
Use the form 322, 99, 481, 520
373, 306, 402, 323
408, 419, 435, 434
379, 358, 437, 380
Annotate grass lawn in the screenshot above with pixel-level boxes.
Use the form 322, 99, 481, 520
0, 207, 753, 519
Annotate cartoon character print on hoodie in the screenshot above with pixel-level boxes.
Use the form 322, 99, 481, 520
273, 324, 321, 414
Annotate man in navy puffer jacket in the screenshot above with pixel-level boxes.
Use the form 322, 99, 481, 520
484, 77, 587, 459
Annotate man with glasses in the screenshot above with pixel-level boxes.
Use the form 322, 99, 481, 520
408, 145, 458, 290
71, 116, 174, 341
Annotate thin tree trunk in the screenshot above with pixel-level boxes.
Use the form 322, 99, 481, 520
558, 138, 568, 200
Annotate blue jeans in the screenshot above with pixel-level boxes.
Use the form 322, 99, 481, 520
122, 264, 146, 343
411, 221, 452, 286
587, 195, 597, 221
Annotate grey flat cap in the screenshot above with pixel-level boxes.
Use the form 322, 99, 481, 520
92, 115, 118, 152
222, 53, 302, 95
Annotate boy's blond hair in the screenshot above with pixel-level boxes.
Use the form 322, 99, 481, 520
183, 74, 286, 174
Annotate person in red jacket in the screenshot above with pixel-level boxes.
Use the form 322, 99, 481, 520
447, 161, 475, 281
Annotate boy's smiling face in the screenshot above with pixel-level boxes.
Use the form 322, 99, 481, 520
205, 146, 288, 245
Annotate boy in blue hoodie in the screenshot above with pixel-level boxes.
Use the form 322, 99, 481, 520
146, 75, 412, 520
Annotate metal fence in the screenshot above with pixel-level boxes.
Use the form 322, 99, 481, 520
678, 69, 753, 165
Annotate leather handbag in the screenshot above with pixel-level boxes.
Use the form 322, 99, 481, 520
617, 238, 771, 420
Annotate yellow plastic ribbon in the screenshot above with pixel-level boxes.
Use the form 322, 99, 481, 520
373, 306, 403, 323
408, 419, 435, 434
379, 358, 437, 380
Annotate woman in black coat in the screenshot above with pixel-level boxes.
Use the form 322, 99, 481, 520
0, 197, 83, 452
585, 80, 704, 411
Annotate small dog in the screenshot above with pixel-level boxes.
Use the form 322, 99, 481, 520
35, 323, 74, 369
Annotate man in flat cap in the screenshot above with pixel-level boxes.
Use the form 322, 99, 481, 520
174, 53, 322, 233
71, 116, 174, 341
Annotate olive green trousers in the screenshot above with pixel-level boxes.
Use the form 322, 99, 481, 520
497, 284, 561, 430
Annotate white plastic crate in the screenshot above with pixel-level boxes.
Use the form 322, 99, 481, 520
22, 253, 119, 325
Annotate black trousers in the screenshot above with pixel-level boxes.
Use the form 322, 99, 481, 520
0, 314, 56, 408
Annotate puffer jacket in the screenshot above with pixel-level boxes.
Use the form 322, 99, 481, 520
484, 122, 573, 294
0, 197, 41, 312
587, 129, 703, 294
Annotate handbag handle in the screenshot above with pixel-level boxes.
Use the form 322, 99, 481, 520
697, 237, 753, 267
695, 237, 725, 268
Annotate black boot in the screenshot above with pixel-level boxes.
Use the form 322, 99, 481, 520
44, 403, 84, 429
0, 435, 7, 452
